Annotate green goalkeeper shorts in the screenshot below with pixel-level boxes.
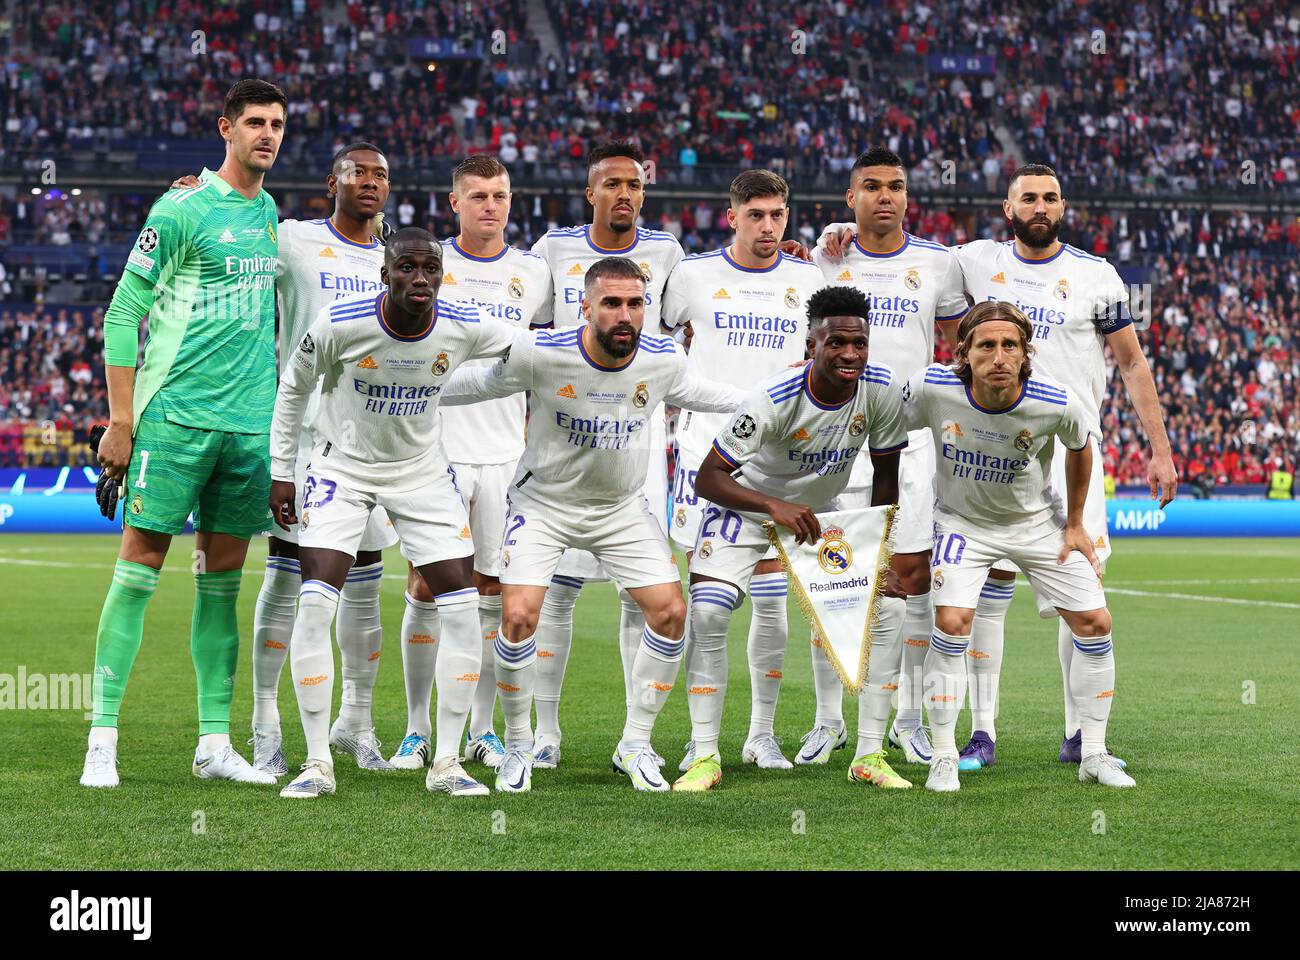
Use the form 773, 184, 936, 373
123, 401, 272, 539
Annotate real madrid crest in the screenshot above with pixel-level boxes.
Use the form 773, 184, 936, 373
638, 262, 652, 283
1014, 429, 1033, 452
300, 510, 310, 530
1054, 278, 1071, 301
433, 352, 450, 376
817, 534, 852, 575
904, 269, 921, 291
784, 287, 800, 308
699, 540, 713, 559
633, 382, 649, 408
674, 507, 687, 527
932, 569, 944, 590
848, 413, 866, 437
130, 494, 143, 515
508, 276, 524, 299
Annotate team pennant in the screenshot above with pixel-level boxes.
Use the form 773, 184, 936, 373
765, 505, 897, 692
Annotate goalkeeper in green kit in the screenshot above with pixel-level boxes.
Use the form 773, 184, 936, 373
80, 80, 287, 788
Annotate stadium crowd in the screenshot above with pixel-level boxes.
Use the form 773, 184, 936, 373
3, 0, 1296, 195
1, 0, 1296, 490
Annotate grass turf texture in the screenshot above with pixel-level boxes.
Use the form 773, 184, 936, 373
1, 534, 1297, 870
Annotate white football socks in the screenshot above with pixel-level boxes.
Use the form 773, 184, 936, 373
1070, 633, 1115, 758
494, 626, 538, 752
252, 556, 299, 732
810, 629, 845, 729
336, 561, 383, 733
856, 596, 905, 756
896, 591, 934, 732
745, 573, 788, 742
617, 589, 644, 707
399, 591, 439, 739
685, 581, 740, 761
431, 588, 482, 764
1059, 618, 1081, 738
969, 578, 1014, 741
469, 592, 503, 737
622, 625, 684, 747
290, 580, 341, 763
533, 576, 581, 740
924, 627, 970, 758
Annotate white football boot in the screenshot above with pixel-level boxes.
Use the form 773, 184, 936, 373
193, 744, 277, 784
742, 734, 794, 769
426, 757, 490, 797
280, 759, 336, 799
80, 743, 119, 788
1079, 752, 1136, 788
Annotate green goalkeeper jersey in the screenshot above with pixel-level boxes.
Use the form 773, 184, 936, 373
123, 167, 279, 434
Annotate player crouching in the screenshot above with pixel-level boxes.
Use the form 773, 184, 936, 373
902, 301, 1134, 792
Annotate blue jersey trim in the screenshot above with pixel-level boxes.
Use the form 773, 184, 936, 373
375, 292, 437, 342
446, 237, 509, 262
964, 381, 1027, 414
324, 217, 380, 249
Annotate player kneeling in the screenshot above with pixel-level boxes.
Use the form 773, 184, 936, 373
678, 286, 911, 791
903, 301, 1134, 792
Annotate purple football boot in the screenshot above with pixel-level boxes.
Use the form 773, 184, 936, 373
1060, 730, 1127, 768
958, 731, 996, 771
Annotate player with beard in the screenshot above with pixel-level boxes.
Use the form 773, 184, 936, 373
949, 165, 1174, 771
439, 257, 745, 793
524, 142, 684, 771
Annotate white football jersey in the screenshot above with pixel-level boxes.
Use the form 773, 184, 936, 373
713, 361, 908, 510
276, 218, 386, 361
662, 247, 824, 458
903, 363, 1092, 535
956, 239, 1130, 431
441, 325, 743, 512
271, 292, 516, 490
435, 238, 554, 465
531, 225, 685, 328
813, 231, 968, 382
276, 218, 387, 435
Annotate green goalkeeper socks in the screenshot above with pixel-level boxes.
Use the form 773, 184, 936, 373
91, 560, 161, 728
191, 569, 243, 735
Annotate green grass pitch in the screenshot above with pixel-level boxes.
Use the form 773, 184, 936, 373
1, 533, 1297, 870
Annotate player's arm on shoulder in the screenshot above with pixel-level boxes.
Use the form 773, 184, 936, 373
665, 346, 745, 412
1104, 316, 1178, 507
696, 397, 820, 544
817, 220, 857, 259
442, 328, 532, 405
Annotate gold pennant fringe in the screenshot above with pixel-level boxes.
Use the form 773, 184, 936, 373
764, 504, 898, 694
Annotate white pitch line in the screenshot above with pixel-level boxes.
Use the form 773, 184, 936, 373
1105, 587, 1300, 610
1109, 578, 1300, 586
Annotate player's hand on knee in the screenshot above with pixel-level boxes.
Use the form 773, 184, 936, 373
269, 481, 297, 530
767, 499, 820, 545
169, 174, 201, 190
1060, 523, 1101, 577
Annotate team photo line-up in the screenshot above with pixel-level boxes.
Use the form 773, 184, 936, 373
80, 78, 1176, 799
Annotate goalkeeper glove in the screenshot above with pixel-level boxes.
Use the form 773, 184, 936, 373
89, 425, 121, 521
